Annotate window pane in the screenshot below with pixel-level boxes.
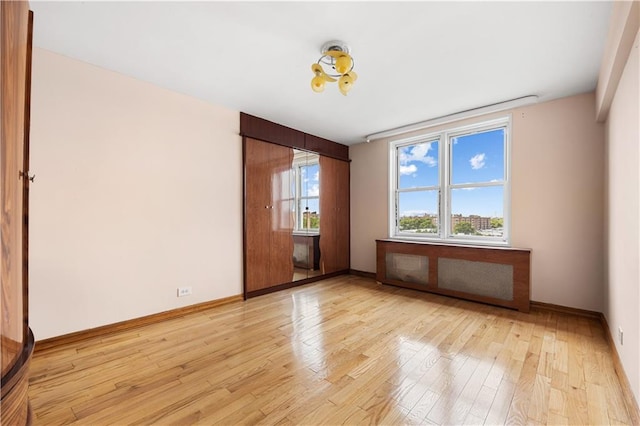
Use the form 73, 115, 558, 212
451, 128, 504, 185
301, 197, 319, 230
398, 190, 439, 234
398, 140, 439, 189
450, 186, 504, 238
302, 163, 320, 197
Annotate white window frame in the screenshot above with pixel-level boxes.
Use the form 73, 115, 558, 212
292, 158, 320, 233
389, 116, 511, 246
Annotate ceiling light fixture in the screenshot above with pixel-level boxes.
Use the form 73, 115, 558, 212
311, 40, 357, 96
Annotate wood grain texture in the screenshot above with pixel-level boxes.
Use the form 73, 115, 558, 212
268, 142, 294, 285
34, 295, 243, 353
319, 155, 337, 274
304, 133, 349, 161
1, 2, 33, 425
319, 156, 350, 275
1, 329, 34, 425
335, 158, 350, 271
239, 112, 349, 161
1, 0, 29, 376
240, 112, 305, 150
29, 275, 631, 425
376, 239, 531, 312
244, 137, 272, 292
530, 300, 601, 319
244, 138, 294, 292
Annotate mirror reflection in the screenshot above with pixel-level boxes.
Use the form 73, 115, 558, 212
292, 150, 322, 281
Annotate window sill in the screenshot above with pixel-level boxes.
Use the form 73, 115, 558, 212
293, 231, 320, 236
386, 236, 527, 251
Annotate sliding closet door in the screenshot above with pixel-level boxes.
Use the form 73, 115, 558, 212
244, 138, 293, 293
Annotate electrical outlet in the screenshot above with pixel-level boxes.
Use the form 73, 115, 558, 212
177, 286, 192, 297
618, 327, 624, 345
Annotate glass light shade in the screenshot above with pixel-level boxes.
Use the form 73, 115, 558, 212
338, 74, 354, 95
334, 54, 352, 74
311, 75, 325, 92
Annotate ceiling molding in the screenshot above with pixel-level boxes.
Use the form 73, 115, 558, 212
365, 96, 539, 142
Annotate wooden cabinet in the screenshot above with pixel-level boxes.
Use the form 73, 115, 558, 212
241, 113, 350, 298
244, 138, 294, 293
1, 2, 34, 425
319, 156, 350, 274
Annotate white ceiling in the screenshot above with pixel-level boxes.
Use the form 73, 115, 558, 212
30, 1, 612, 145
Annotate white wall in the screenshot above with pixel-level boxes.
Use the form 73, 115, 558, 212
29, 49, 243, 340
604, 29, 640, 404
350, 93, 605, 312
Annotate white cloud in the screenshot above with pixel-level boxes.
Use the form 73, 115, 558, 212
469, 153, 486, 170
313, 171, 319, 182
399, 164, 418, 175
308, 184, 319, 197
399, 142, 437, 168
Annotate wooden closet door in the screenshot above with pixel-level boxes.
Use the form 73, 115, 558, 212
335, 159, 350, 271
244, 138, 293, 292
319, 156, 350, 274
245, 138, 272, 292
319, 156, 338, 274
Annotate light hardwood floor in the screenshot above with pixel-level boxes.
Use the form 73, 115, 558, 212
29, 275, 632, 425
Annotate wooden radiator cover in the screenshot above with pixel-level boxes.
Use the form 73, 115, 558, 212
376, 239, 531, 312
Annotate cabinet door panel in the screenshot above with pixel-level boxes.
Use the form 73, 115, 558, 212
245, 138, 271, 209
245, 138, 273, 291
245, 207, 271, 291
335, 159, 350, 271
245, 138, 293, 292
319, 156, 350, 274
319, 156, 337, 274
269, 144, 293, 284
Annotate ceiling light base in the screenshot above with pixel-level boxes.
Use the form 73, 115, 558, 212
320, 40, 350, 55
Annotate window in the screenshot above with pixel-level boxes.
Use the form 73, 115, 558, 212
292, 152, 320, 232
389, 117, 510, 245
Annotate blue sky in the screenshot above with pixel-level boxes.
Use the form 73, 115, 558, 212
398, 128, 505, 218
300, 163, 320, 213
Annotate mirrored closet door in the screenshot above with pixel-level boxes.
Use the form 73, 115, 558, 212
291, 149, 321, 282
